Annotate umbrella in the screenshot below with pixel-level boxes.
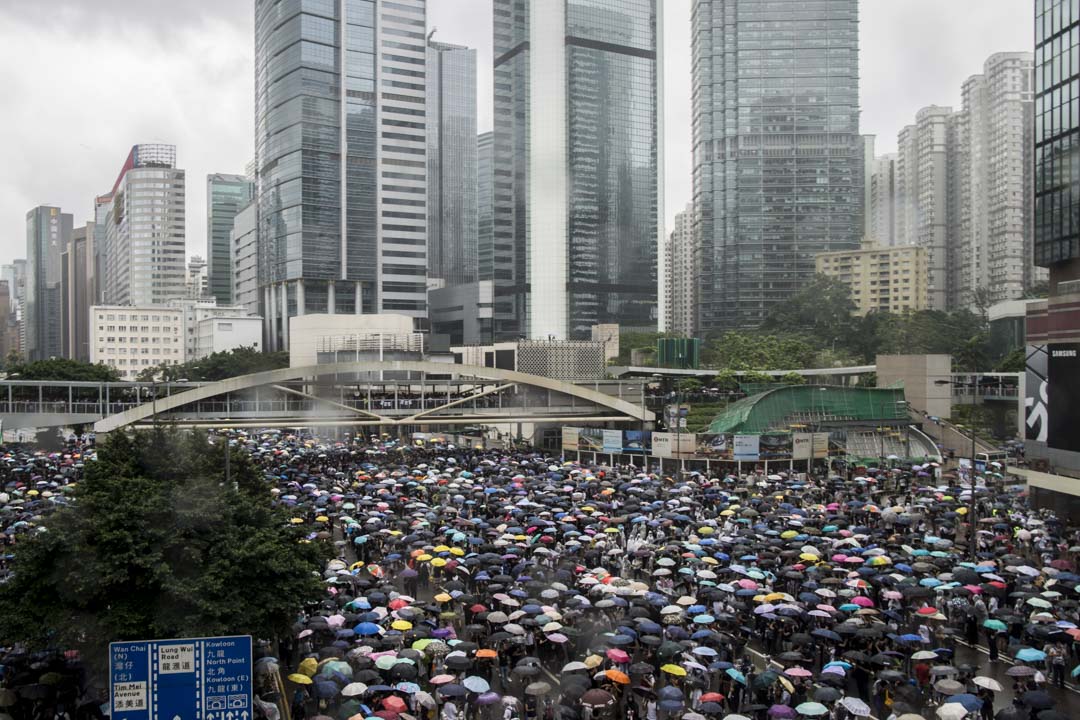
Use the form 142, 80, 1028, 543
794, 703, 828, 717
525, 682, 552, 697
580, 689, 616, 708
972, 677, 1002, 692
839, 698, 871, 717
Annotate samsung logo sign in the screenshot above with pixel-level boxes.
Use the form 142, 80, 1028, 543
1052, 349, 1078, 357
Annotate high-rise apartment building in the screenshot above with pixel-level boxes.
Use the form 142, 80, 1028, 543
254, 0, 428, 350
955, 53, 1043, 307
207, 173, 254, 306
477, 131, 494, 286
692, 0, 862, 333
427, 40, 477, 287
869, 153, 897, 247
25, 206, 72, 361
895, 106, 956, 310
491, 0, 659, 340
861, 135, 875, 242
663, 204, 697, 337
101, 144, 186, 306
816, 241, 929, 316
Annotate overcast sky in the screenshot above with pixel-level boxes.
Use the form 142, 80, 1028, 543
0, 0, 1033, 268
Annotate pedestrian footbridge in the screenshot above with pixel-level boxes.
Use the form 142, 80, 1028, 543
0, 362, 654, 432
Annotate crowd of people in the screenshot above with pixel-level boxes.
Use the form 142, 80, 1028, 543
2, 431, 1079, 720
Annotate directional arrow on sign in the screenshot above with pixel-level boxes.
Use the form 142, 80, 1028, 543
240, 711, 248, 720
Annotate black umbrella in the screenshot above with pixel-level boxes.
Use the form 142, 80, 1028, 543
1020, 691, 1055, 710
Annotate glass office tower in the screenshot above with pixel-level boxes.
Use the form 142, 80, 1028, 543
254, 0, 428, 349
427, 40, 477, 287
491, 0, 658, 340
1035, 0, 1080, 267
692, 0, 862, 332
207, 173, 254, 306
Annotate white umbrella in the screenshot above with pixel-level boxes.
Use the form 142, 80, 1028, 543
972, 676, 1002, 692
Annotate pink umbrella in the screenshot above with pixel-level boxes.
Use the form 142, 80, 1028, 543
963, 584, 983, 594
737, 579, 758, 589
883, 590, 902, 600
430, 675, 456, 685
831, 554, 848, 562
852, 596, 874, 607
784, 667, 813, 678
844, 556, 865, 564
606, 649, 630, 663
816, 604, 837, 613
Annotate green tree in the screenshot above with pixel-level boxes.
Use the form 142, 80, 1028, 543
994, 347, 1026, 373
676, 378, 703, 393
0, 430, 326, 658
701, 332, 817, 371
141, 346, 290, 382
780, 371, 806, 385
763, 275, 857, 348
7, 358, 120, 382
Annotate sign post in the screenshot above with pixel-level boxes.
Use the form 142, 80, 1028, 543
110, 635, 253, 720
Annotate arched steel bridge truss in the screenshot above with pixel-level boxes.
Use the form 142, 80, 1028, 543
93, 361, 653, 433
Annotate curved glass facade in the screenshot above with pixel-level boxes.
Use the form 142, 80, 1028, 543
692, 0, 862, 332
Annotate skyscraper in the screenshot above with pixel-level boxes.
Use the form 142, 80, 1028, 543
25, 206, 71, 361
692, 0, 862, 332
477, 131, 494, 285
207, 173, 254, 306
492, 0, 659, 340
955, 52, 1043, 307
254, 0, 428, 350
427, 39, 477, 286
101, 144, 186, 306
61, 223, 94, 361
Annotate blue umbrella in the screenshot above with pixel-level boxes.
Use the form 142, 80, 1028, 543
944, 694, 982, 711
1015, 648, 1047, 662
356, 622, 382, 636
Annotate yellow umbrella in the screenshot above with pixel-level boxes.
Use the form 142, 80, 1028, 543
701, 557, 719, 565
799, 553, 819, 562
289, 518, 304, 524
778, 676, 794, 693
781, 530, 798, 539
604, 528, 620, 534
698, 527, 715, 535
288, 673, 313, 685
583, 655, 603, 669
660, 664, 687, 677
298, 658, 318, 677
350, 561, 364, 570
315, 515, 329, 523
417, 554, 433, 562
430, 558, 448, 567
433, 545, 451, 553
391, 620, 413, 631
450, 547, 465, 556
434, 593, 453, 603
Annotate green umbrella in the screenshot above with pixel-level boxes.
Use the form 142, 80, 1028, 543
983, 619, 1007, 631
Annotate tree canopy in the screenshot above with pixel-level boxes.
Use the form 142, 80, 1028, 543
6, 358, 121, 382
138, 346, 290, 382
0, 430, 326, 658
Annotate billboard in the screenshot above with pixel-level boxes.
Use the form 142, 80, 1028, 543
759, 433, 793, 459
561, 427, 580, 451
1026, 344, 1048, 442
792, 433, 812, 460
733, 434, 760, 461
697, 433, 732, 459
602, 429, 623, 453
622, 430, 651, 454
653, 432, 697, 458
813, 432, 830, 458
578, 428, 604, 452
1048, 343, 1080, 452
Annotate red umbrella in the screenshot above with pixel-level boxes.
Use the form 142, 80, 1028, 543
700, 693, 726, 703
382, 697, 407, 714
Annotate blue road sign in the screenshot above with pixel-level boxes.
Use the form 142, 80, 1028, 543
110, 635, 252, 720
